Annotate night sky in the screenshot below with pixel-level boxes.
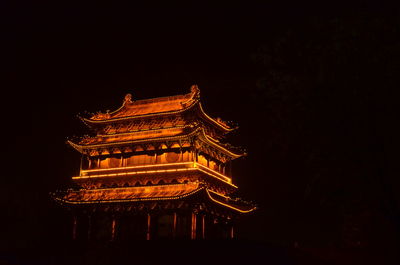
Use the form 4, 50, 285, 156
2, 1, 400, 264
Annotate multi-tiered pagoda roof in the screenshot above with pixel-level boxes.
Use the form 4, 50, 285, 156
53, 85, 255, 241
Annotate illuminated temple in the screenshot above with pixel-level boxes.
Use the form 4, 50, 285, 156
52, 85, 255, 241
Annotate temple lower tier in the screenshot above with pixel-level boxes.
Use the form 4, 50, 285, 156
71, 210, 234, 241
53, 182, 255, 241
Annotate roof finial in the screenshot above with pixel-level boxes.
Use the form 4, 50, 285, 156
124, 93, 133, 104
190, 84, 200, 99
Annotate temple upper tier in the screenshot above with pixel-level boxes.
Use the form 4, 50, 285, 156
79, 85, 233, 133
68, 85, 245, 163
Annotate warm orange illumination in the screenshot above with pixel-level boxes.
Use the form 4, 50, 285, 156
84, 87, 199, 123
195, 163, 232, 183
202, 215, 205, 239
81, 127, 187, 145
147, 214, 151, 240
173, 213, 177, 238
67, 126, 202, 151
76, 162, 237, 188
206, 189, 256, 213
55, 85, 256, 242
56, 182, 204, 204
73, 167, 198, 179
191, 213, 197, 240
97, 124, 186, 137
81, 162, 194, 174
111, 218, 116, 241
197, 103, 233, 131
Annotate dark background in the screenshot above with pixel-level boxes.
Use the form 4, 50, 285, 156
2, 1, 400, 264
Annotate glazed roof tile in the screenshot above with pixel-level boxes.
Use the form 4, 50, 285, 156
90, 85, 199, 121
53, 182, 256, 213
63, 182, 201, 202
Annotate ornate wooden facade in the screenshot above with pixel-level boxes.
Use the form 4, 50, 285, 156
52, 85, 255, 241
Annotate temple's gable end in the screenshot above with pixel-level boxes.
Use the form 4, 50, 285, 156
52, 85, 255, 241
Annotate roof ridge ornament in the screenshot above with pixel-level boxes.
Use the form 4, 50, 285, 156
123, 93, 133, 104
190, 84, 200, 99
181, 85, 200, 108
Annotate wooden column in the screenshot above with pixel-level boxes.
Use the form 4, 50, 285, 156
111, 216, 116, 241
79, 155, 83, 174
72, 215, 77, 240
173, 212, 177, 239
230, 224, 234, 239
202, 215, 205, 239
87, 215, 92, 240
191, 213, 197, 240
146, 214, 151, 240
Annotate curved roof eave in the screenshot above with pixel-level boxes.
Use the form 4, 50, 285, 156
54, 185, 206, 205
199, 129, 244, 159
66, 127, 202, 152
81, 97, 199, 125
197, 103, 234, 133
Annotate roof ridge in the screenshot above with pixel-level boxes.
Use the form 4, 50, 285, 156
128, 92, 190, 106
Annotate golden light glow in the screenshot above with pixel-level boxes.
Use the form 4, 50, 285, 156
55, 183, 205, 204
206, 189, 256, 213
191, 213, 197, 239
200, 129, 242, 158
197, 103, 233, 132
195, 163, 232, 183
84, 97, 198, 123
147, 214, 151, 240
76, 161, 236, 188
56, 85, 256, 223
82, 127, 187, 145
69, 126, 243, 159
97, 124, 186, 137
73, 167, 198, 179
67, 126, 202, 151
81, 162, 194, 174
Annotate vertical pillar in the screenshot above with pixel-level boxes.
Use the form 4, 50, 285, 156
87, 215, 92, 240
230, 224, 234, 239
79, 155, 83, 175
120, 155, 124, 167
173, 212, 177, 239
111, 216, 116, 241
202, 215, 205, 239
146, 214, 151, 240
72, 215, 77, 240
191, 213, 197, 240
